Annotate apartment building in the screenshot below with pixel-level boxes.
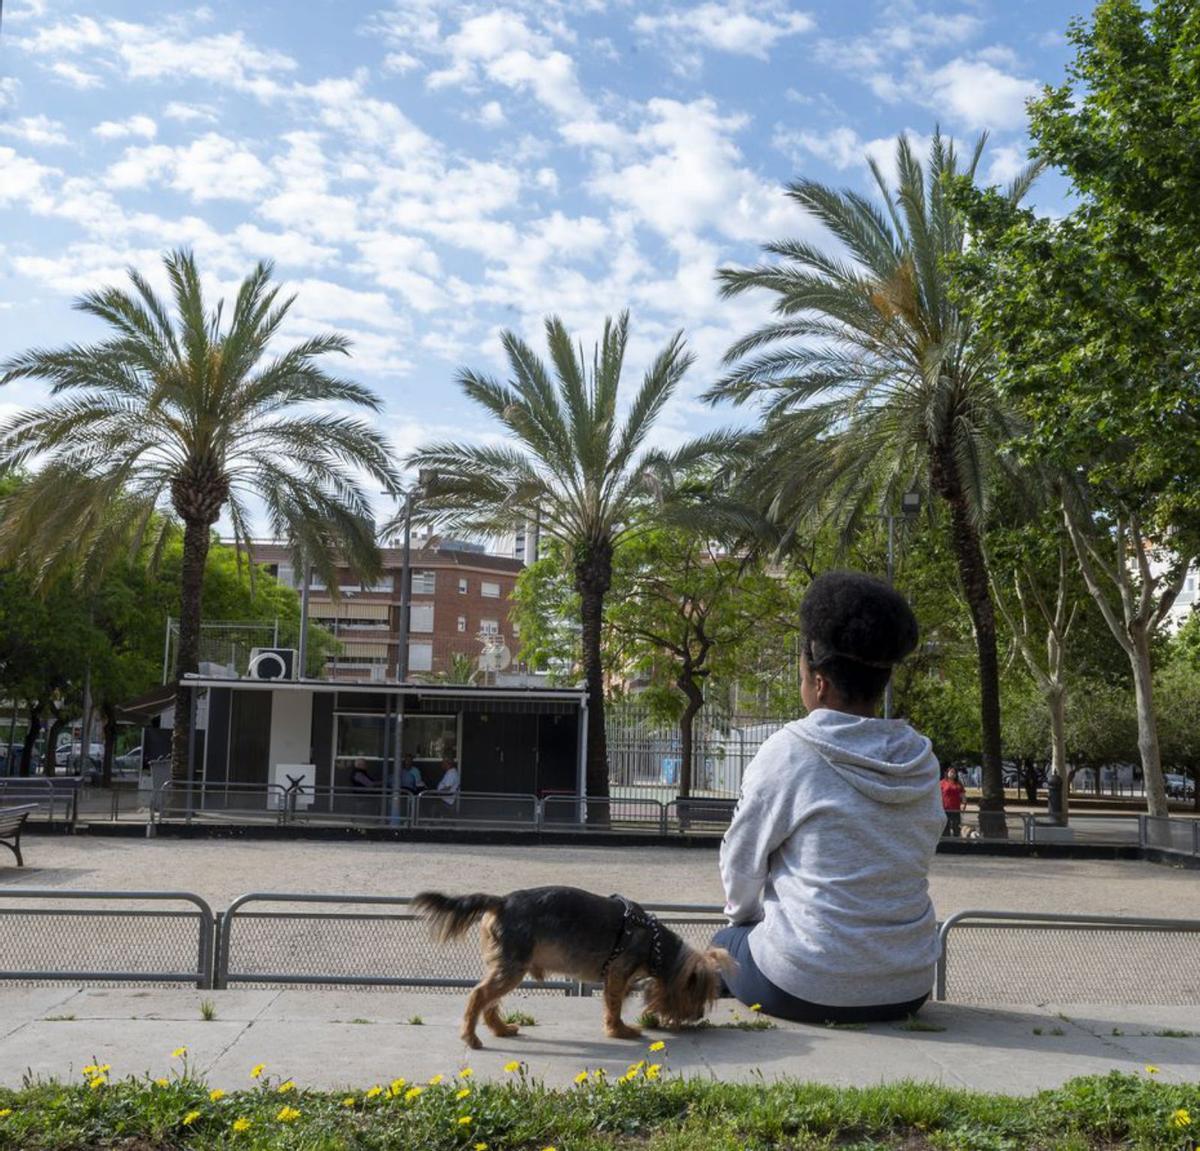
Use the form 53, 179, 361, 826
246, 539, 524, 681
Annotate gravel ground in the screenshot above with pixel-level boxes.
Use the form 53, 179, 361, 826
2, 833, 1195, 917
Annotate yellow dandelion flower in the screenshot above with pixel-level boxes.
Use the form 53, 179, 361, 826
154, 1078, 170, 1088
276, 1106, 301, 1123
474, 1143, 489, 1150
341, 1097, 356, 1108
1145, 1065, 1160, 1075
277, 1080, 296, 1094
573, 1071, 589, 1085
172, 1047, 188, 1059
0, 1109, 11, 1119
428, 1073, 444, 1085
1172, 1109, 1192, 1129
648, 1040, 665, 1052
89, 1076, 107, 1090
542, 1145, 557, 1151
81, 1064, 97, 1075
97, 1065, 111, 1073
182, 1110, 202, 1127
458, 1115, 474, 1125
232, 1117, 251, 1132
390, 1077, 407, 1093
646, 1064, 662, 1080
250, 1063, 266, 1079
456, 1087, 471, 1100
209, 1088, 226, 1102
503, 1061, 521, 1073
749, 1003, 762, 1013
404, 1086, 424, 1102
459, 1068, 474, 1078
365, 1085, 383, 1099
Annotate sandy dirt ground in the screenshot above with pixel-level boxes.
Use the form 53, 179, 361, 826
2, 833, 1194, 918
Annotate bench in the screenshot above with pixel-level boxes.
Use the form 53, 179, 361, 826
674, 796, 737, 831
0, 804, 38, 866
0, 777, 82, 829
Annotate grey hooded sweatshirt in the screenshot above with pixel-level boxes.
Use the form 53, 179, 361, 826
719, 708, 944, 1006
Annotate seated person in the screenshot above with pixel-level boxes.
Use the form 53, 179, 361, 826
715, 570, 943, 1025
434, 754, 460, 806
350, 757, 380, 790
399, 753, 426, 793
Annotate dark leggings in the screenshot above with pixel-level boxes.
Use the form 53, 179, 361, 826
711, 924, 929, 1025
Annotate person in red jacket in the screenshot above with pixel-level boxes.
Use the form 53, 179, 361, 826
940, 767, 966, 837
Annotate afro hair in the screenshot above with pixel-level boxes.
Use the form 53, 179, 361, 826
800, 570, 919, 704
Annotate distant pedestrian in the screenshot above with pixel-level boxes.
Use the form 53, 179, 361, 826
941, 767, 965, 837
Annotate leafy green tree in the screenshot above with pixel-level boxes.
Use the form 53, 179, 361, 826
607, 528, 798, 796
709, 132, 1038, 833
406, 312, 696, 799
0, 250, 396, 781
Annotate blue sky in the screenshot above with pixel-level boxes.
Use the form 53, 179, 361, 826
0, 0, 1086, 519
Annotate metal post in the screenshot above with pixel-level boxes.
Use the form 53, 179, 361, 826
884, 513, 895, 719
5, 703, 16, 777
162, 617, 173, 686
398, 491, 413, 681
297, 557, 312, 676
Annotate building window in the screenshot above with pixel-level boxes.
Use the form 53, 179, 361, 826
411, 570, 436, 595
481, 580, 500, 598
409, 603, 434, 633
480, 619, 499, 635
457, 616, 467, 633
458, 577, 468, 594
408, 642, 433, 672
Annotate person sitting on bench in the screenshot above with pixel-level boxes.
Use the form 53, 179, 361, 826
350, 758, 380, 789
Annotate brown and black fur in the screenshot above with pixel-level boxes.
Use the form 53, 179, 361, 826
414, 886, 734, 1049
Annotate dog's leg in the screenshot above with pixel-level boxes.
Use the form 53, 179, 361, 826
462, 965, 525, 1049
483, 999, 521, 1038
602, 972, 641, 1040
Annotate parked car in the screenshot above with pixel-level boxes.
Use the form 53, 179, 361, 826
1165, 773, 1196, 800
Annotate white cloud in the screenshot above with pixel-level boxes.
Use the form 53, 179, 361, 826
914, 57, 1038, 131
773, 125, 865, 170
16, 15, 108, 54
634, 2, 814, 61
0, 116, 70, 148
93, 114, 158, 140
48, 61, 104, 89
103, 144, 175, 190
103, 134, 274, 201
383, 51, 420, 74
478, 100, 507, 127
0, 147, 59, 208
163, 101, 218, 123
5, 0, 48, 22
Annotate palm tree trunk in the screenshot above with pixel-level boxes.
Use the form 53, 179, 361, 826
170, 518, 212, 785
574, 541, 612, 803
101, 703, 117, 788
938, 471, 1007, 836
19, 699, 42, 778
45, 699, 66, 779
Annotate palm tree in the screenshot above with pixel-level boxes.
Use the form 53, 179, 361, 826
403, 312, 695, 799
0, 249, 398, 782
708, 132, 1038, 833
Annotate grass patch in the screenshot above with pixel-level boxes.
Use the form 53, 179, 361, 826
1152, 1030, 1195, 1038
896, 1016, 946, 1033
199, 999, 216, 1022
408, 1015, 424, 1025
503, 1009, 537, 1027
42, 1015, 75, 1022
0, 1067, 1195, 1149
346, 1018, 372, 1025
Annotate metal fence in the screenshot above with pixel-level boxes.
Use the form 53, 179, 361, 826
0, 889, 215, 988
0, 778, 80, 828
935, 909, 1200, 1005
1140, 815, 1200, 856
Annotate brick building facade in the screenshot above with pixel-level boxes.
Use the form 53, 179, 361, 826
245, 540, 524, 681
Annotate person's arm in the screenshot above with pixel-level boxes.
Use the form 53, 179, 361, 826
719, 742, 797, 924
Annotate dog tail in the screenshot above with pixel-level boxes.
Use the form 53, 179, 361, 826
413, 891, 505, 943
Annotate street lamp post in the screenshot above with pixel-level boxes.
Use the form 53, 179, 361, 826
882, 490, 922, 720
396, 470, 436, 682
297, 553, 312, 676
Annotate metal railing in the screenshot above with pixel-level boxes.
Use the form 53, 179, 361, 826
0, 889, 215, 988
215, 892, 579, 993
149, 781, 291, 829
1022, 813, 1144, 846
540, 795, 667, 834
0, 778, 80, 828
1140, 815, 1200, 856
935, 909, 1200, 1005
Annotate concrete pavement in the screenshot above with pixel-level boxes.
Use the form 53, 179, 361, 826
1, 988, 1197, 1094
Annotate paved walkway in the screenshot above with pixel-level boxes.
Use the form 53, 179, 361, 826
1, 988, 1197, 1094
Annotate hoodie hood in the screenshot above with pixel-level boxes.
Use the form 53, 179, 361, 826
786, 709, 938, 805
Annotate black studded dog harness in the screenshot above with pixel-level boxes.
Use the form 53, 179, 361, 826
600, 894, 664, 978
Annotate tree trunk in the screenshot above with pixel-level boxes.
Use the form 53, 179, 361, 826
574, 540, 613, 803
677, 675, 704, 800
102, 704, 117, 788
19, 699, 42, 777
937, 471, 1007, 837
1047, 684, 1069, 824
45, 700, 66, 779
1129, 624, 1169, 818
170, 518, 213, 785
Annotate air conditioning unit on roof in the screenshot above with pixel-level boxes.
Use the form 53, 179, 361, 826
248, 648, 297, 681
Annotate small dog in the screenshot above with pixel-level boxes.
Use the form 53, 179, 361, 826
414, 886, 734, 1049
